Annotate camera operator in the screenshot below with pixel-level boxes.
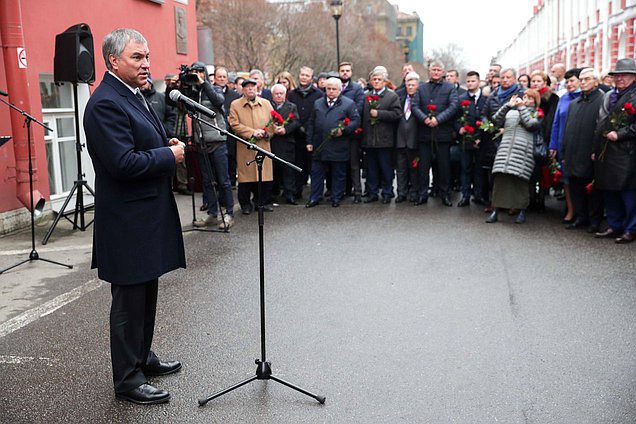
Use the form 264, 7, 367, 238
182, 62, 235, 229
164, 73, 191, 195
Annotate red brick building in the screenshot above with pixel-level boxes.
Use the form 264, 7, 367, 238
0, 0, 197, 234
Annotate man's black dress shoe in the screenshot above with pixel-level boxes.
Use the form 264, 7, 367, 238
364, 196, 378, 203
565, 218, 589, 230
615, 232, 634, 244
353, 195, 362, 204
381, 197, 391, 204
116, 383, 170, 405
395, 195, 407, 203
332, 201, 340, 208
415, 197, 428, 205
305, 200, 319, 208
261, 204, 274, 212
144, 360, 182, 376
241, 206, 253, 215
441, 197, 452, 207
457, 197, 470, 207
285, 198, 298, 205
200, 203, 209, 211
595, 228, 621, 238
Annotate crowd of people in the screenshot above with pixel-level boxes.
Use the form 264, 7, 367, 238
147, 58, 636, 244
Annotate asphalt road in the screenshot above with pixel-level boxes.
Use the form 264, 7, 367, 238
0, 193, 634, 423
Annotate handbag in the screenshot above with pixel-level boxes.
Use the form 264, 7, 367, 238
533, 131, 547, 164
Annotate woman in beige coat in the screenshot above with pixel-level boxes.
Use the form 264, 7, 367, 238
229, 79, 275, 214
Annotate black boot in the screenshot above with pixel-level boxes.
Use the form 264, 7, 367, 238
515, 209, 526, 224
485, 208, 499, 223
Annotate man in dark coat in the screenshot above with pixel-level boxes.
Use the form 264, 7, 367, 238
412, 61, 459, 206
339, 62, 365, 202
270, 83, 301, 204
305, 77, 361, 207
479, 68, 525, 207
214, 66, 241, 187
561, 68, 604, 231
288, 66, 324, 199
395, 71, 420, 203
361, 68, 402, 203
455, 71, 487, 207
84, 29, 186, 404
593, 58, 636, 244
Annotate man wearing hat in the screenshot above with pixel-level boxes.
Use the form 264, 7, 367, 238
594, 58, 636, 244
229, 78, 276, 214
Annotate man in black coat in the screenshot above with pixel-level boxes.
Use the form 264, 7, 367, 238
561, 68, 604, 231
288, 66, 324, 199
395, 71, 420, 203
593, 58, 636, 243
305, 77, 361, 207
455, 71, 487, 207
339, 62, 365, 202
361, 69, 402, 203
270, 83, 301, 204
412, 61, 459, 206
214, 66, 241, 187
84, 28, 186, 405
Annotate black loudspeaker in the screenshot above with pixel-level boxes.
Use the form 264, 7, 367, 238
54, 23, 95, 84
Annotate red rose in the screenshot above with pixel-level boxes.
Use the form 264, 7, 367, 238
475, 120, 482, 127
537, 108, 544, 119
553, 170, 562, 184
427, 104, 437, 111
288, 112, 295, 120
343, 117, 351, 126
624, 102, 636, 115
464, 125, 475, 134
585, 182, 593, 194
460, 100, 471, 107
372, 95, 379, 101
366, 96, 373, 102
411, 159, 419, 169
354, 128, 363, 135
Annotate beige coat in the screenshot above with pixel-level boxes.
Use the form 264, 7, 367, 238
229, 96, 274, 182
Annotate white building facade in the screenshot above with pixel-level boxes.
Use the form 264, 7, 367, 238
496, 0, 636, 74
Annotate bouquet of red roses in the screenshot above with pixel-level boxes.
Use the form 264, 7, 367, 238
598, 102, 636, 161
366, 94, 380, 125
248, 110, 283, 144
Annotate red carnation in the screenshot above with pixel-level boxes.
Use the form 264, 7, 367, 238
463, 124, 475, 134
553, 170, 563, 184
288, 112, 295, 120
585, 181, 594, 195
354, 128, 363, 135
537, 108, 545, 119
624, 102, 635, 115
411, 158, 419, 169
427, 104, 437, 112
343, 117, 351, 126
475, 120, 482, 127
460, 100, 471, 107
365, 96, 373, 102
372, 94, 379, 101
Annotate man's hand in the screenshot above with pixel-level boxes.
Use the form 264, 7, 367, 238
427, 117, 439, 127
306, 144, 314, 152
370, 109, 378, 118
549, 149, 557, 158
459, 127, 466, 135
606, 131, 618, 142
169, 138, 185, 163
253, 128, 266, 139
274, 126, 286, 135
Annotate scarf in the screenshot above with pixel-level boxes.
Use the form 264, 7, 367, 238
497, 83, 519, 100
297, 83, 314, 97
609, 81, 636, 109
538, 86, 548, 95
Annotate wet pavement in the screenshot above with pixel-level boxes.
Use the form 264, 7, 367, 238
0, 191, 634, 423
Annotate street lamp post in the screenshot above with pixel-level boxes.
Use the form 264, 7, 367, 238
330, 0, 343, 67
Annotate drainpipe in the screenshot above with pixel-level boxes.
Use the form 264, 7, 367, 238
0, 0, 45, 213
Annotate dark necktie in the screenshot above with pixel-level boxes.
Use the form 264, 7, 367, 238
328, 100, 334, 108
405, 96, 411, 120
135, 90, 149, 111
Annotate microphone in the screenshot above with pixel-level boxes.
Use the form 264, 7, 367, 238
0, 89, 8, 96
169, 90, 216, 119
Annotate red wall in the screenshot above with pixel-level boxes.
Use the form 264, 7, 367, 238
0, 0, 198, 213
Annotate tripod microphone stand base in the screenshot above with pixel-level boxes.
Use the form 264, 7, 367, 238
0, 249, 73, 275
198, 359, 326, 406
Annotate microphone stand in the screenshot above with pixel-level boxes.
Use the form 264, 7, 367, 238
0, 96, 73, 275
194, 112, 325, 406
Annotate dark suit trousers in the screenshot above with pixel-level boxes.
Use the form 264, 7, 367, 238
418, 141, 451, 199
396, 147, 419, 199
110, 279, 158, 393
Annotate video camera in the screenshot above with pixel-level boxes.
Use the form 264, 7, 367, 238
178, 63, 204, 88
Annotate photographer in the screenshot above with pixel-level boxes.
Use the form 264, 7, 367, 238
185, 61, 235, 229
